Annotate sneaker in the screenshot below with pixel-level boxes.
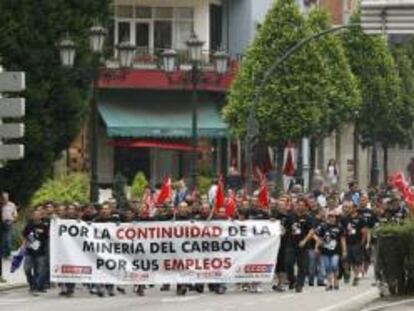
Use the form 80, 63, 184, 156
216, 285, 227, 295
352, 277, 359, 286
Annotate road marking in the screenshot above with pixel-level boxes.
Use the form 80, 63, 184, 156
317, 288, 378, 311
161, 296, 199, 303
361, 298, 414, 311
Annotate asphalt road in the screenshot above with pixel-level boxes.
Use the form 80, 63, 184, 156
362, 299, 414, 311
0, 277, 379, 311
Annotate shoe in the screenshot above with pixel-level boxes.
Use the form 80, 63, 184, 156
89, 287, 98, 295
289, 282, 295, 290
295, 285, 303, 293
136, 287, 145, 297
249, 285, 258, 293
116, 287, 126, 294
0, 277, 6, 283
216, 285, 227, 295
343, 272, 351, 284
195, 284, 204, 294
325, 286, 333, 291
176, 286, 187, 296
272, 284, 286, 292
352, 277, 359, 286
160, 284, 170, 291
108, 291, 115, 297
241, 284, 249, 292
97, 291, 105, 297
317, 282, 326, 287
308, 281, 314, 287
37, 289, 47, 293
334, 285, 339, 290
59, 290, 67, 296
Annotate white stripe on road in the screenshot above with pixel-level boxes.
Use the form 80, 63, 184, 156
317, 288, 378, 311
361, 298, 414, 311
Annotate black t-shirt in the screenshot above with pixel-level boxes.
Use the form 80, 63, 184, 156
358, 208, 376, 229
316, 222, 344, 256
23, 222, 49, 256
248, 207, 270, 220
285, 213, 314, 248
342, 215, 365, 246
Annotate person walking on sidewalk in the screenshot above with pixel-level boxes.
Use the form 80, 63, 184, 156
1, 192, 18, 259
22, 209, 49, 295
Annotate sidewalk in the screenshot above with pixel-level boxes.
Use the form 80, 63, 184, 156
0, 257, 27, 292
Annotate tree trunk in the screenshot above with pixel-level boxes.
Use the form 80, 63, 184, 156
309, 137, 317, 189
353, 124, 359, 182
276, 142, 285, 194
383, 143, 388, 185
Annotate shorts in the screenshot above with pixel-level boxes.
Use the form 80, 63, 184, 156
322, 254, 340, 274
347, 244, 363, 266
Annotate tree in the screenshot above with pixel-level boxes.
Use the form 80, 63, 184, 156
342, 14, 406, 185
0, 0, 112, 204
224, 0, 332, 144
113, 172, 128, 211
389, 44, 414, 182
305, 9, 361, 182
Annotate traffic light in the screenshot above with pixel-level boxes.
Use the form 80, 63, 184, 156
0, 68, 25, 160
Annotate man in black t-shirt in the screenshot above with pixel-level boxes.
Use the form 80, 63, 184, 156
341, 202, 368, 286
315, 212, 346, 291
22, 210, 49, 295
285, 199, 315, 293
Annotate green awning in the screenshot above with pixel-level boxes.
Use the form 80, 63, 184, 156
98, 90, 228, 138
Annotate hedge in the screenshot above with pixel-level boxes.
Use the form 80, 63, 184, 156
376, 220, 414, 295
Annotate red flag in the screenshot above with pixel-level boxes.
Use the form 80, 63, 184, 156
283, 148, 295, 176
258, 172, 269, 209
214, 176, 225, 213
156, 177, 172, 205
225, 190, 237, 218
391, 171, 414, 209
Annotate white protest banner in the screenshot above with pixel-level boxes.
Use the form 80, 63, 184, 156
50, 219, 281, 285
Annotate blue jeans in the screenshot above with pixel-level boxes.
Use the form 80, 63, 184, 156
308, 249, 325, 284
1, 221, 13, 257
24, 254, 48, 291
322, 254, 340, 275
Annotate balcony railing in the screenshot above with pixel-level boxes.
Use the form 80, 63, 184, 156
105, 46, 243, 70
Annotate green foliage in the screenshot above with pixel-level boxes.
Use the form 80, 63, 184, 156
197, 175, 213, 196
31, 173, 89, 206
113, 172, 128, 210
376, 221, 414, 295
342, 14, 407, 148
224, 0, 358, 143
0, 0, 112, 205
131, 171, 148, 200
306, 9, 361, 135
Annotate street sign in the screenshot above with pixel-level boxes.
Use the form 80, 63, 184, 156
0, 98, 25, 118
0, 123, 24, 138
0, 144, 24, 160
0, 72, 25, 92
361, 0, 414, 34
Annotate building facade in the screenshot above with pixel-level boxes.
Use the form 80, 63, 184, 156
60, 0, 412, 191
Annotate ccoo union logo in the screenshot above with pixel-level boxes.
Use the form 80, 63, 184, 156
244, 264, 273, 273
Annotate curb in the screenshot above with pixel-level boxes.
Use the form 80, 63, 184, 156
0, 283, 27, 292
318, 288, 379, 311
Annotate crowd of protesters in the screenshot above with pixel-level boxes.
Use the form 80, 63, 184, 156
5, 172, 413, 297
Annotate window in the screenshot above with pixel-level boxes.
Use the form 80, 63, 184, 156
154, 21, 172, 49
118, 22, 131, 42
116, 5, 133, 18
135, 6, 151, 19
114, 6, 194, 53
154, 7, 173, 19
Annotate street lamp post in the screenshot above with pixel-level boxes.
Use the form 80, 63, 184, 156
58, 25, 135, 203
161, 33, 229, 191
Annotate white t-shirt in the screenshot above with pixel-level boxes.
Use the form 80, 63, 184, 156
1, 201, 17, 222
